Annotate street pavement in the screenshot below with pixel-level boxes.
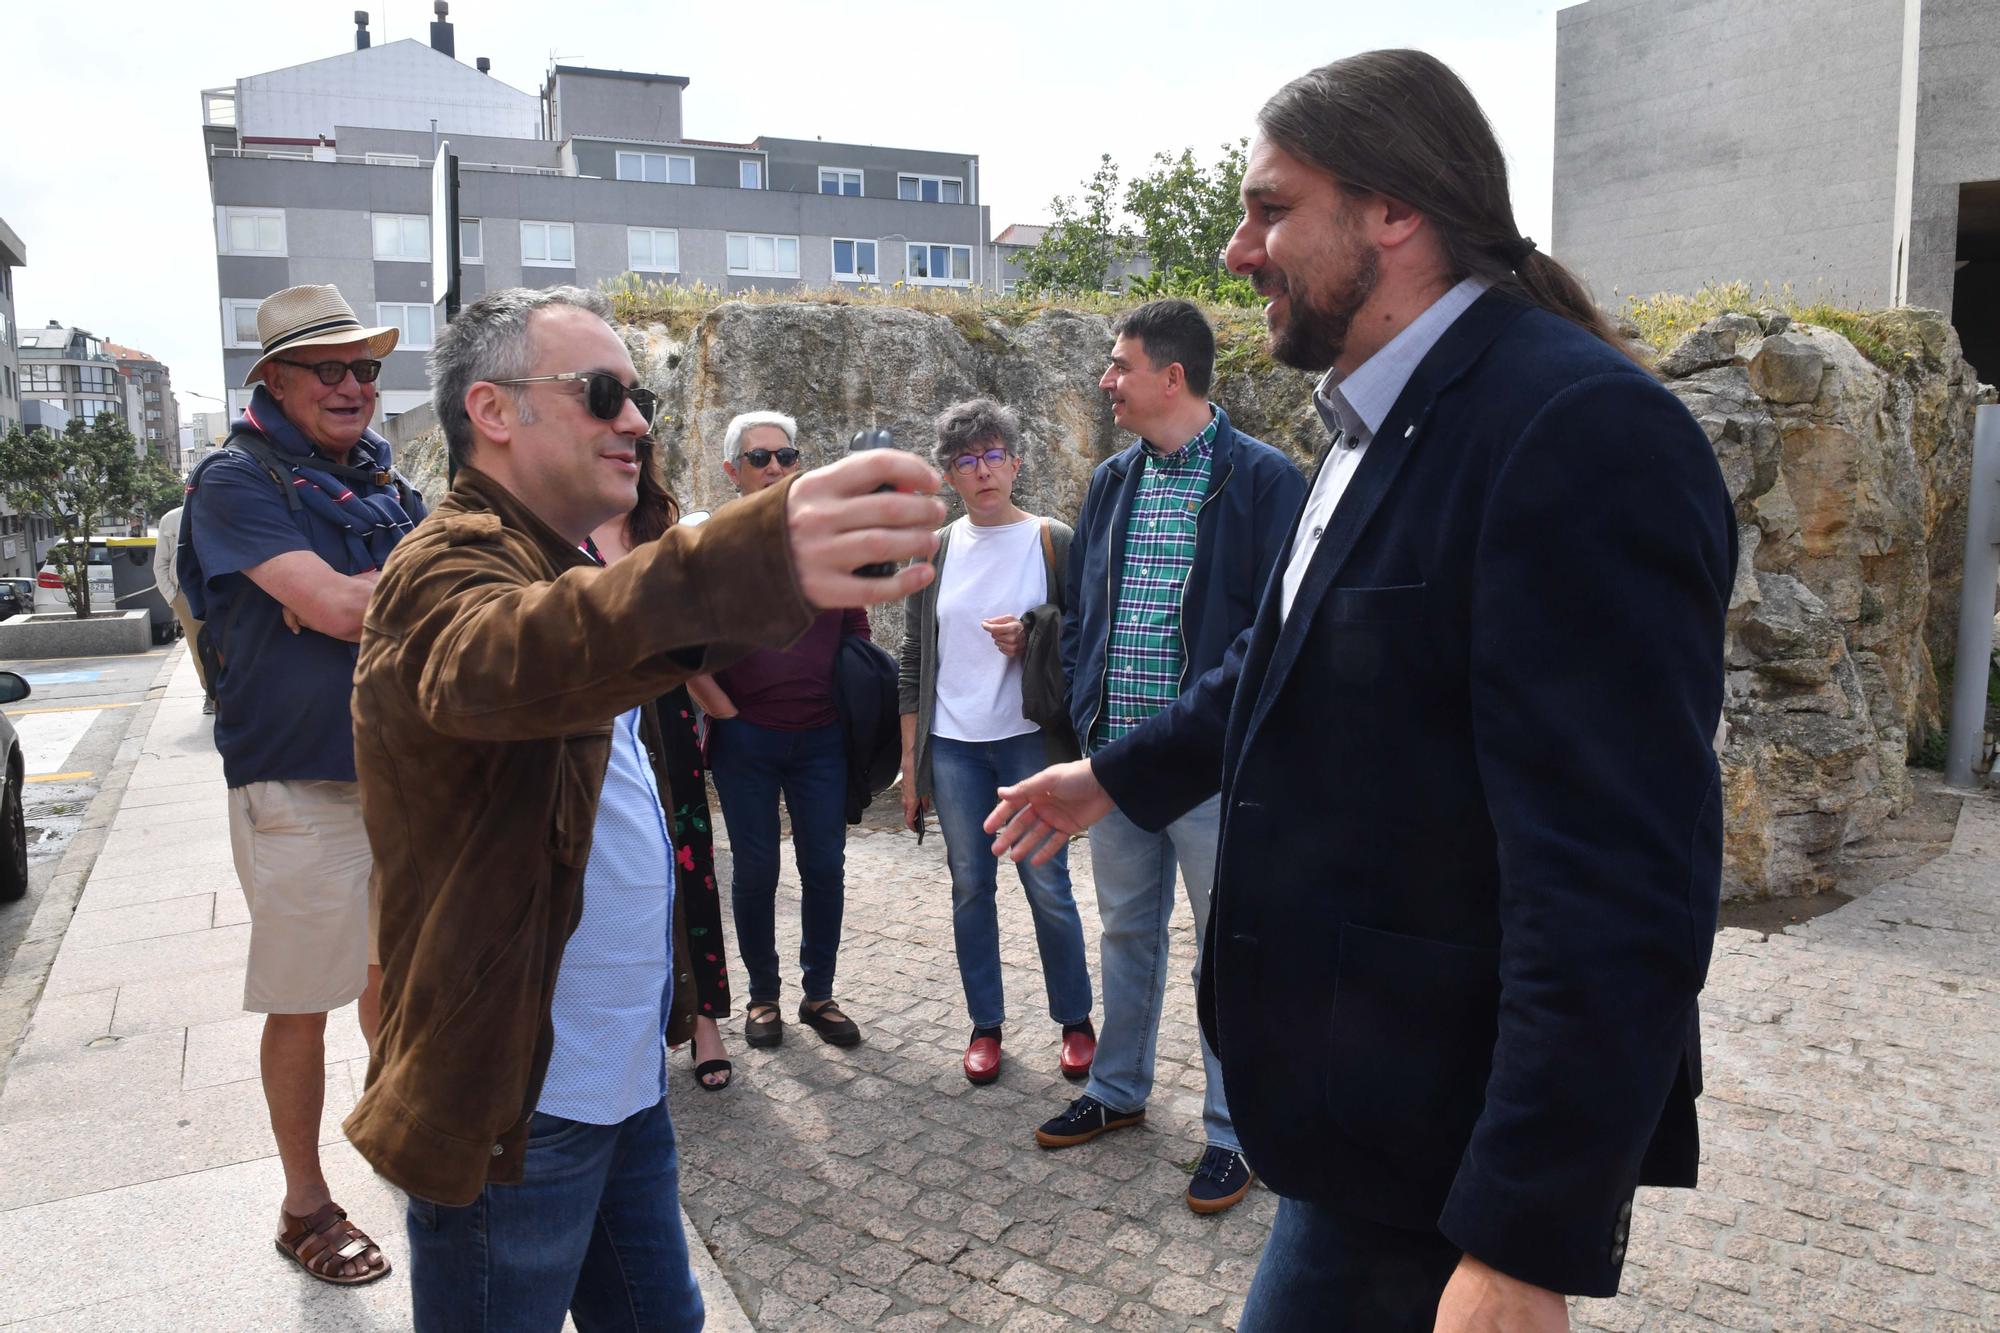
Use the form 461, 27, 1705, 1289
0, 642, 1994, 1329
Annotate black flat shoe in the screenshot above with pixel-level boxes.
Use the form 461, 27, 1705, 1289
798, 998, 861, 1047
744, 1001, 782, 1049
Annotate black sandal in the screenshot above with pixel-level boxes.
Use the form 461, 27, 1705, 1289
745, 1001, 782, 1049
798, 998, 862, 1047
692, 1057, 733, 1091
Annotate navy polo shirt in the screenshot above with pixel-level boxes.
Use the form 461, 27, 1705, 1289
188, 424, 405, 789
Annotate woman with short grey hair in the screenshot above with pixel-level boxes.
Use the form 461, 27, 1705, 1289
897, 397, 1094, 1086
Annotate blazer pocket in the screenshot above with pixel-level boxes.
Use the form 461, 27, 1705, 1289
1325, 923, 1499, 1165
1321, 582, 1427, 623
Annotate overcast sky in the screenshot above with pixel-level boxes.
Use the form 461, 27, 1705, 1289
0, 0, 1563, 425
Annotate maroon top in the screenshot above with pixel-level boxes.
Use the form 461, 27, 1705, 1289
713, 607, 871, 731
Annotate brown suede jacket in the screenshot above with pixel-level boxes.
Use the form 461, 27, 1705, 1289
343, 466, 812, 1206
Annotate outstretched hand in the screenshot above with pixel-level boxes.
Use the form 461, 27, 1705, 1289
984, 759, 1114, 865
786, 451, 945, 609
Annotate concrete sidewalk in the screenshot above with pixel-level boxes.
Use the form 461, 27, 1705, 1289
0, 648, 746, 1330
1, 640, 1995, 1330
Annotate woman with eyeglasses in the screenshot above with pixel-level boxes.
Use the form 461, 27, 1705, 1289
584, 435, 737, 1092
897, 399, 1095, 1086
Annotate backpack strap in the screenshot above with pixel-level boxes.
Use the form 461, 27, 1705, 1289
1038, 520, 1061, 607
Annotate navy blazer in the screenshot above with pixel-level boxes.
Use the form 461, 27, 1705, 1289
1061, 406, 1305, 749
1094, 291, 1737, 1297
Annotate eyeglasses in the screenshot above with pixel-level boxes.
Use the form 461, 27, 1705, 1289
952, 448, 1011, 474
491, 371, 657, 427
273, 357, 382, 386
739, 447, 801, 469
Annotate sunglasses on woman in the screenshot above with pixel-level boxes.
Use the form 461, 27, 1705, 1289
739, 446, 801, 469
273, 357, 383, 386
491, 371, 658, 427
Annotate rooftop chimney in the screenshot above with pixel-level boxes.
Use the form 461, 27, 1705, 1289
476, 56, 491, 74
354, 10, 370, 50
429, 1, 455, 58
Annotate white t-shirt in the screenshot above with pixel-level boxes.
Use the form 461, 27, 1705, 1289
933, 515, 1047, 743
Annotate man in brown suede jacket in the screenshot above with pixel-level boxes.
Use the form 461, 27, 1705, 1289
344, 286, 942, 1331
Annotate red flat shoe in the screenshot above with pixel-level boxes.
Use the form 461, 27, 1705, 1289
1059, 1029, 1095, 1080
964, 1035, 1002, 1085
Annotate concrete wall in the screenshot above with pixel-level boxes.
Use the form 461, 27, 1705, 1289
552, 71, 684, 144
0, 247, 17, 439
571, 139, 761, 189
1906, 0, 2000, 313
757, 137, 981, 203
1553, 0, 1906, 306
238, 40, 540, 140
334, 125, 560, 171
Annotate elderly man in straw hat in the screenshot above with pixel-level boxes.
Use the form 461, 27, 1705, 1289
178, 284, 428, 1286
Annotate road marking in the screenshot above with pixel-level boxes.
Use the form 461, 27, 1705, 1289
21, 670, 106, 686
5, 702, 140, 717
15, 709, 100, 776
26, 771, 92, 784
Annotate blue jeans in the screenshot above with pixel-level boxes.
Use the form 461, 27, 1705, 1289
707, 718, 846, 1005
1082, 794, 1238, 1152
1240, 1195, 1459, 1331
405, 1100, 705, 1332
928, 732, 1092, 1030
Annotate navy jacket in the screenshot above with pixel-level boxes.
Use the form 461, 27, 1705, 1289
1094, 292, 1737, 1298
1062, 407, 1306, 749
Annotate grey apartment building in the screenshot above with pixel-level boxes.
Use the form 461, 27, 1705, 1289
0, 219, 22, 439
1554, 0, 2000, 379
201, 11, 992, 422
108, 343, 181, 469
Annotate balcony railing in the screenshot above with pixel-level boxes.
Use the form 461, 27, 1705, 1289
208, 146, 562, 177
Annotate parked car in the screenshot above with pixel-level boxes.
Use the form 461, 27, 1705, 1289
34, 537, 178, 643
0, 578, 32, 621
0, 670, 29, 902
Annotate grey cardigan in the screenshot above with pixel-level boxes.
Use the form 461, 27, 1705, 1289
898, 516, 1074, 801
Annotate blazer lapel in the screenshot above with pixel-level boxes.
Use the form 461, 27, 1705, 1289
1234, 289, 1525, 756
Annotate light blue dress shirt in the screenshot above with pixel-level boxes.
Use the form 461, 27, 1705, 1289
537, 706, 677, 1125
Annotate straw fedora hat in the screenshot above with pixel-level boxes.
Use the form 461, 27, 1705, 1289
243, 283, 400, 386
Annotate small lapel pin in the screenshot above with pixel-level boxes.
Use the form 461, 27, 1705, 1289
1404, 425, 1415, 439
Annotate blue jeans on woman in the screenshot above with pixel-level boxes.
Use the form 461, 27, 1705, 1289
405, 1100, 705, 1332
707, 717, 847, 1005
928, 731, 1092, 1030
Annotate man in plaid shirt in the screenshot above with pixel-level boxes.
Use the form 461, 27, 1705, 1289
1044, 300, 1305, 1213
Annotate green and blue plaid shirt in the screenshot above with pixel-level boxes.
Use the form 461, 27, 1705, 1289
1091, 408, 1219, 749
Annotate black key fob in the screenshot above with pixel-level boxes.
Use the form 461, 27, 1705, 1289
848, 427, 899, 578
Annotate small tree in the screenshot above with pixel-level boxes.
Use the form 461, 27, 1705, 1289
1124, 141, 1261, 306
1013, 154, 1134, 298
0, 416, 155, 618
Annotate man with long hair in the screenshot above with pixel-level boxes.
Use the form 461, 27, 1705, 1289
988, 50, 1736, 1330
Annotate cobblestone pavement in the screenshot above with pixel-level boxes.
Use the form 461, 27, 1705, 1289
675, 793, 2000, 1331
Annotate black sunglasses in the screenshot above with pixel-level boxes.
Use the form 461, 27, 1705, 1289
492, 371, 658, 427
273, 357, 382, 386
739, 446, 801, 469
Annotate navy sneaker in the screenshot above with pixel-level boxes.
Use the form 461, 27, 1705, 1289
1034, 1094, 1145, 1149
1186, 1145, 1254, 1214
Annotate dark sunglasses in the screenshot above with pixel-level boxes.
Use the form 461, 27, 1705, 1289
273, 357, 382, 386
739, 446, 801, 469
952, 448, 1011, 474
492, 371, 658, 427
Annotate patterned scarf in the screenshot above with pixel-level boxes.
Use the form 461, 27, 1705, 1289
239, 385, 426, 572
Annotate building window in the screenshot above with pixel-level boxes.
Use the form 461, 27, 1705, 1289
832, 238, 878, 282
22, 364, 62, 393
365, 152, 421, 168
819, 168, 863, 197
898, 174, 964, 204
616, 152, 693, 185
147, 428, 161, 440
627, 227, 680, 273
78, 366, 116, 393
521, 221, 575, 267
459, 217, 483, 264
377, 303, 436, 350
218, 206, 286, 256
372, 214, 430, 262
77, 399, 121, 425
222, 300, 262, 349
740, 160, 762, 190
907, 242, 973, 285
726, 233, 800, 279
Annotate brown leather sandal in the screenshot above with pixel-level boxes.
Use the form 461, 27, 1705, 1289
276, 1202, 392, 1286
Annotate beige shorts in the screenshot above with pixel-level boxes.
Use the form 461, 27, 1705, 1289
228, 780, 377, 1014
